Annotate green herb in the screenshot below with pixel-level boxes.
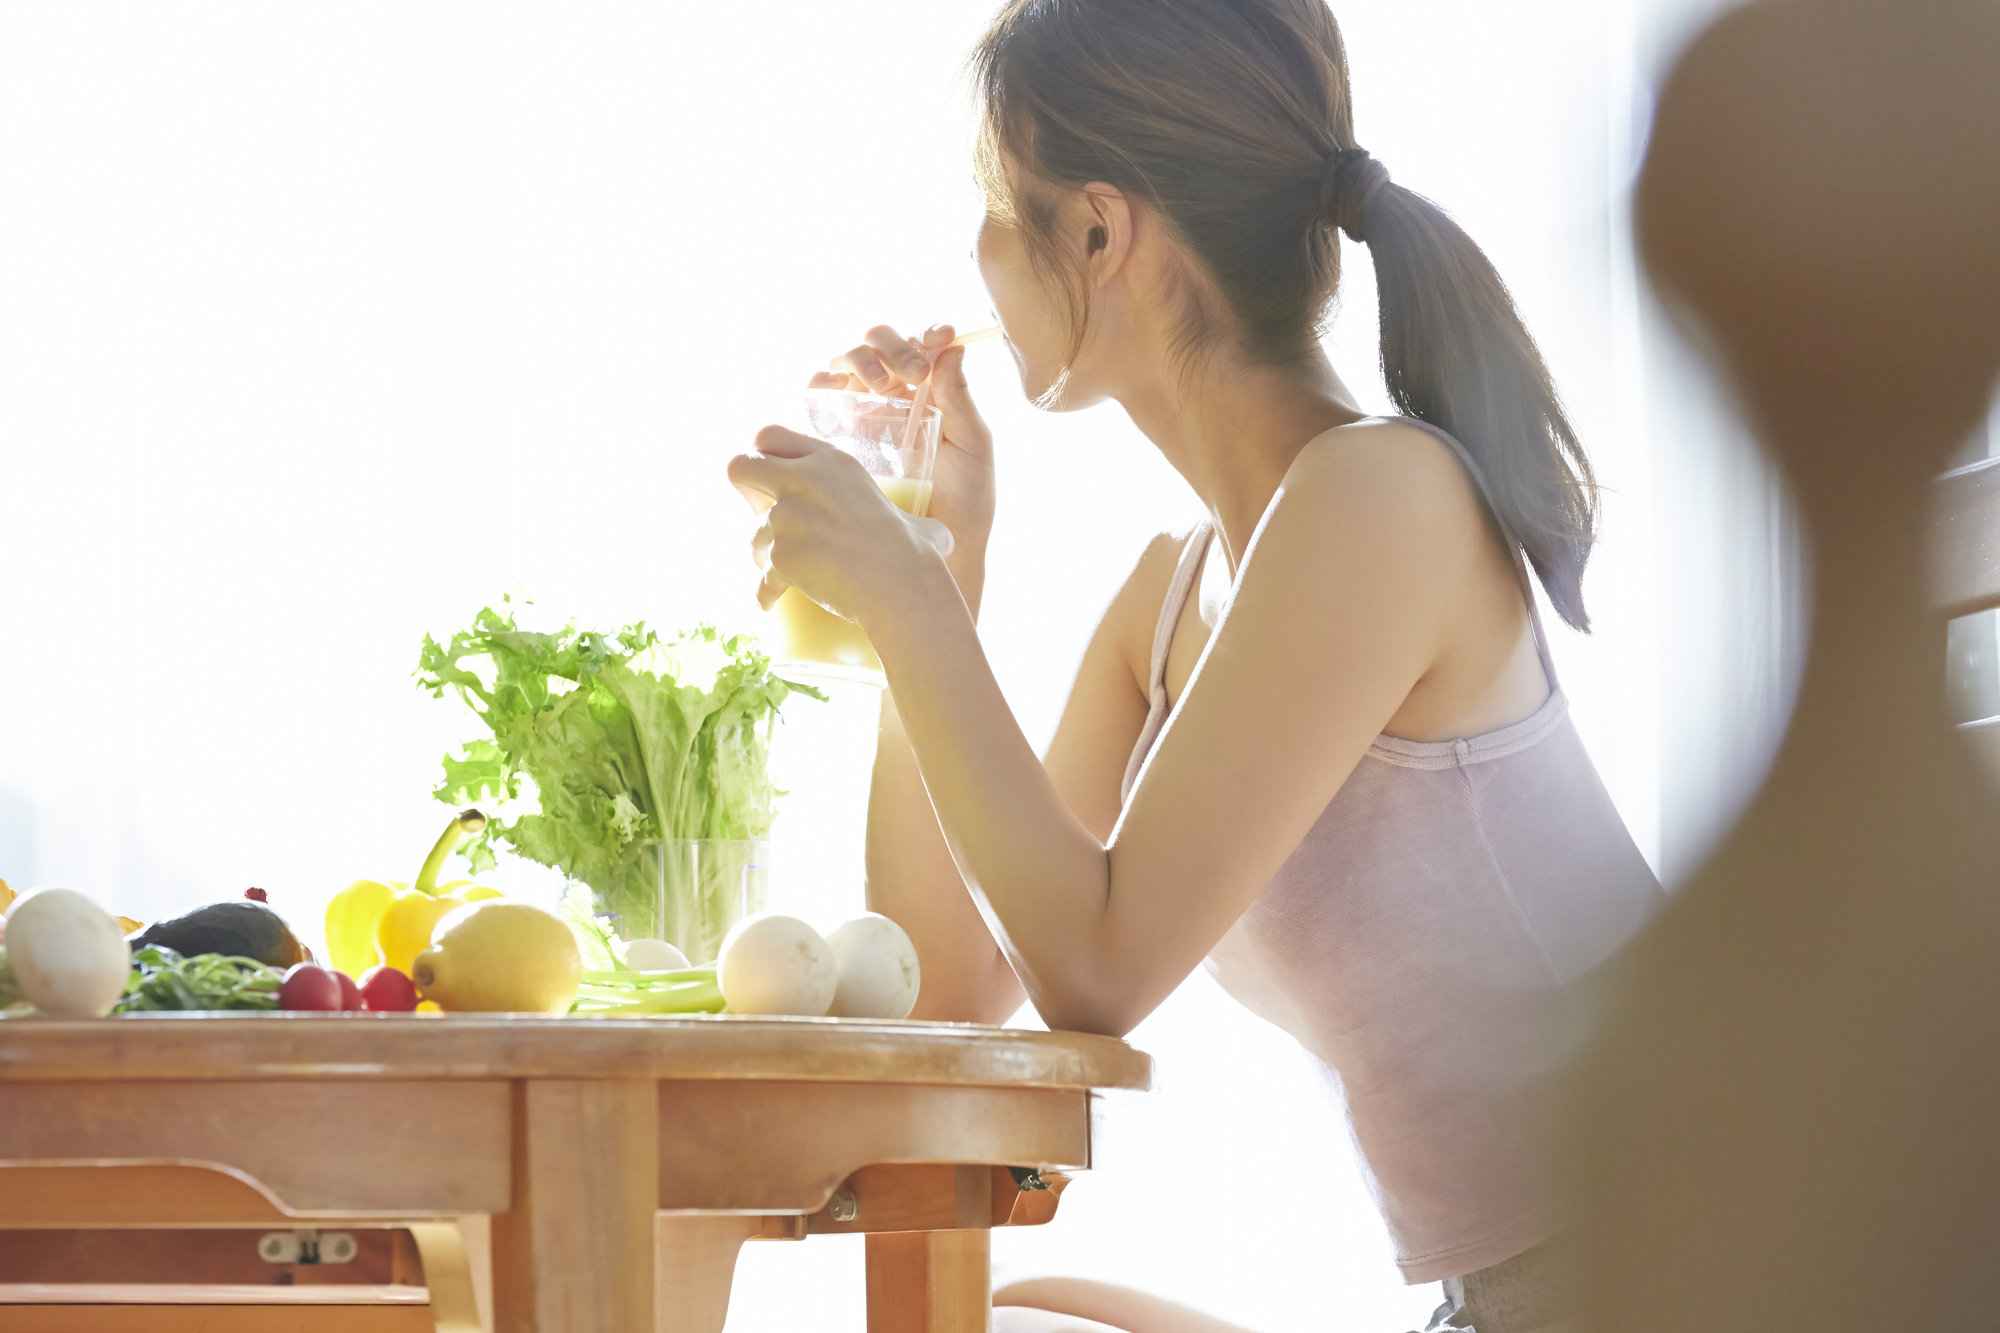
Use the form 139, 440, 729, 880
0, 950, 23, 1011
557, 882, 726, 1015
418, 600, 819, 950
114, 946, 284, 1012
570, 963, 726, 1017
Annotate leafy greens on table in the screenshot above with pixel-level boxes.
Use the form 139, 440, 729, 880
417, 602, 819, 940
116, 946, 284, 1012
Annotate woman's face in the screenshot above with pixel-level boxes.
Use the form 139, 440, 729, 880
975, 156, 1137, 411
976, 208, 1074, 407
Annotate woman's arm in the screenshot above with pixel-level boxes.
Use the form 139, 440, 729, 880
733, 421, 1483, 1036
876, 428, 1462, 1034
866, 694, 1020, 1023
865, 534, 1185, 1024
801, 322, 1013, 1020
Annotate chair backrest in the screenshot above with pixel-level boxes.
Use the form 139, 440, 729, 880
1966, 717, 2000, 775
1934, 455, 2000, 619
1937, 455, 2000, 772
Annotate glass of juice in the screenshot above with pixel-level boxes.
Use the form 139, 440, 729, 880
768, 389, 941, 686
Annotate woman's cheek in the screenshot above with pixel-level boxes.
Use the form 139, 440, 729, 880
977, 219, 1067, 401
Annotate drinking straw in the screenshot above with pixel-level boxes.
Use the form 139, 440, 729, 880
898, 325, 1004, 457
948, 324, 1003, 348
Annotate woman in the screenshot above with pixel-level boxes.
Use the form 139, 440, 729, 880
729, 1, 1661, 1329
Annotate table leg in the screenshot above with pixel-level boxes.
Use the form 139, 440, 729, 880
866, 1230, 991, 1333
491, 1080, 657, 1333
458, 1217, 495, 1333
655, 1215, 767, 1333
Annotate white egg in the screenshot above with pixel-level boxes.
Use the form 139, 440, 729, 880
620, 937, 690, 972
5, 886, 131, 1018
716, 913, 837, 1017
825, 913, 921, 1020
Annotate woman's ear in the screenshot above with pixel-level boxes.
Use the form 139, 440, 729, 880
1077, 183, 1134, 288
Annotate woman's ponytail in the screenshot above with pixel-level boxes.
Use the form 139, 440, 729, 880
976, 0, 1601, 629
1333, 153, 1599, 630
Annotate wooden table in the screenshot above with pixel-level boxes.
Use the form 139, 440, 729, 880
0, 1013, 1151, 1332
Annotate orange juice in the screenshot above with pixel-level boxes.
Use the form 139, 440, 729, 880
771, 477, 933, 679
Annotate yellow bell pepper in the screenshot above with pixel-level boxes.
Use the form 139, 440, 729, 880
323, 809, 500, 976
376, 889, 467, 974
325, 880, 397, 977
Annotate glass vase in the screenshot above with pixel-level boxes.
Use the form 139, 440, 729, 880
589, 838, 770, 965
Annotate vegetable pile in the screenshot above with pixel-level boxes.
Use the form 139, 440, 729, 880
0, 883, 428, 1018
417, 603, 819, 956
0, 861, 925, 1022
0, 605, 934, 1024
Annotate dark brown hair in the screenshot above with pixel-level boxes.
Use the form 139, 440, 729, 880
972, 0, 1600, 629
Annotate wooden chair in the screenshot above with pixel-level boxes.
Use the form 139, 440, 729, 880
1576, 2, 2000, 1330
1937, 453, 2000, 773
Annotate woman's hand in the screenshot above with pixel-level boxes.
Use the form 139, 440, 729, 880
811, 324, 996, 613
728, 429, 958, 624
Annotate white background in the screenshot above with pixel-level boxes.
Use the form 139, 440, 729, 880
0, 2, 1810, 1328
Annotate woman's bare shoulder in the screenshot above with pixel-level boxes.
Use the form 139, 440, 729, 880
1122, 524, 1205, 617
1125, 524, 1202, 596
1283, 417, 1491, 547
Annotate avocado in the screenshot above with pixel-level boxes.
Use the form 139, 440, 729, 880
130, 899, 309, 969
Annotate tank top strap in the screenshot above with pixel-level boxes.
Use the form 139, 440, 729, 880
1120, 519, 1215, 804
1375, 415, 1561, 690
1148, 520, 1215, 698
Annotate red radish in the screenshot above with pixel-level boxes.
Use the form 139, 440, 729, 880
334, 970, 363, 1011
358, 965, 418, 1013
279, 962, 343, 1012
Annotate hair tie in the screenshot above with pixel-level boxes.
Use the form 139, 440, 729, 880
1320, 147, 1391, 243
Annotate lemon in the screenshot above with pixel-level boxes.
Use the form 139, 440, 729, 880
375, 889, 466, 975
412, 902, 581, 1014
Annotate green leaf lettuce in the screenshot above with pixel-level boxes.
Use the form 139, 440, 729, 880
418, 602, 819, 947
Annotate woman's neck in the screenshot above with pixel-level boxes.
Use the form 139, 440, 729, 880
1115, 345, 1365, 574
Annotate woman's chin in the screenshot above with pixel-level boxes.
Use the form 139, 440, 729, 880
1019, 363, 1102, 414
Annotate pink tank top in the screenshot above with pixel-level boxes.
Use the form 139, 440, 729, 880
1121, 417, 1662, 1283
